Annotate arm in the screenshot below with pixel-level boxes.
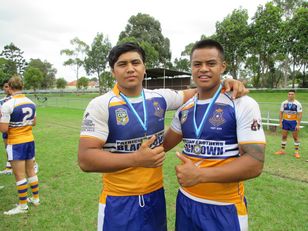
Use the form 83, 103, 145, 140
32, 117, 36, 126
296, 112, 302, 131
222, 78, 249, 99
175, 143, 265, 187
0, 123, 9, 133
78, 135, 166, 173
279, 111, 283, 128
163, 128, 183, 152
181, 79, 248, 103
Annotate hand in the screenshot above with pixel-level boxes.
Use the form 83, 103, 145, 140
133, 135, 166, 168
175, 152, 201, 187
223, 79, 249, 99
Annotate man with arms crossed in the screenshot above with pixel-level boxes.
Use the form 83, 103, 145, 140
164, 39, 266, 231
275, 90, 302, 158
78, 42, 246, 231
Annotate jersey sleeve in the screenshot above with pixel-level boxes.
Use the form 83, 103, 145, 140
80, 97, 109, 141
235, 96, 266, 144
280, 101, 285, 112
170, 108, 182, 134
0, 101, 12, 123
154, 89, 184, 110
297, 101, 303, 113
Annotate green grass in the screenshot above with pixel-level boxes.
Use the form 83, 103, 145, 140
0, 94, 308, 230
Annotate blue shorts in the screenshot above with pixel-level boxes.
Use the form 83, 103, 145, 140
98, 188, 167, 231
2, 132, 8, 139
282, 120, 297, 131
175, 190, 247, 231
6, 141, 35, 161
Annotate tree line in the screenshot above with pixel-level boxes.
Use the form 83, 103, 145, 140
0, 0, 306, 92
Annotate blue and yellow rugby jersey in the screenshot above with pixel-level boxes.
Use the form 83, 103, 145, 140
0, 94, 36, 144
171, 94, 266, 205
0, 95, 12, 106
280, 100, 302, 121
80, 84, 184, 197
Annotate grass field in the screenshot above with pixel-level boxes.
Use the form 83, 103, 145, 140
0, 92, 308, 231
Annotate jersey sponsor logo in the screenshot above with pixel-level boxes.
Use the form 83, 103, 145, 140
81, 112, 95, 132
209, 108, 225, 127
153, 101, 164, 118
251, 119, 261, 131
116, 130, 164, 152
181, 110, 189, 124
115, 108, 129, 126
183, 138, 225, 156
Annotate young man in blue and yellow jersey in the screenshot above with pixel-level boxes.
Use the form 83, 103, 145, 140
0, 76, 40, 215
78, 42, 247, 231
275, 90, 302, 158
163, 39, 266, 231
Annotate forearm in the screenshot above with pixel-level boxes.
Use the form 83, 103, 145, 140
78, 148, 136, 173
297, 112, 302, 125
279, 111, 283, 123
197, 155, 264, 183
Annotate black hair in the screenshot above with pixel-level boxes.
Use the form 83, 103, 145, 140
289, 89, 295, 93
108, 42, 146, 69
190, 39, 225, 61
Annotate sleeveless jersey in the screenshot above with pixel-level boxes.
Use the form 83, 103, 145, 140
280, 100, 302, 121
171, 94, 266, 204
80, 84, 184, 197
0, 94, 36, 145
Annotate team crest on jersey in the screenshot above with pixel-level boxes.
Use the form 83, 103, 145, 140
116, 108, 129, 125
193, 144, 202, 155
153, 101, 164, 118
181, 110, 189, 124
251, 119, 261, 131
81, 112, 95, 132
209, 108, 225, 127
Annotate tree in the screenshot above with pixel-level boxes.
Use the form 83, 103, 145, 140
285, 5, 308, 87
248, 3, 283, 87
214, 8, 250, 79
100, 71, 115, 92
84, 33, 111, 94
0, 58, 16, 86
118, 13, 171, 66
27, 59, 57, 89
0, 43, 27, 76
272, 0, 305, 19
56, 78, 67, 89
60, 37, 88, 85
174, 57, 190, 72
77, 76, 89, 90
24, 67, 43, 91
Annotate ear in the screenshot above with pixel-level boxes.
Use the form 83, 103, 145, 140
221, 61, 227, 74
111, 69, 116, 78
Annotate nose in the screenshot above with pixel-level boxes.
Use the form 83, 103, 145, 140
126, 63, 135, 73
200, 63, 209, 72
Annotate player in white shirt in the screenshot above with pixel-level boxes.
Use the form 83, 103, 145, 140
163, 39, 266, 231
274, 90, 302, 158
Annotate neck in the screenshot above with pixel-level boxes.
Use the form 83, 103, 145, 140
11, 91, 22, 96
197, 84, 221, 100
118, 85, 143, 97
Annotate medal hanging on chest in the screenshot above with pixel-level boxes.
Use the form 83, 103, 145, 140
120, 90, 148, 142
193, 84, 222, 139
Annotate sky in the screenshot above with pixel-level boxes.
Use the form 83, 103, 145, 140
0, 0, 269, 82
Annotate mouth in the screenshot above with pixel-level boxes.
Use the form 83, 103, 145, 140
198, 75, 211, 80
125, 76, 137, 80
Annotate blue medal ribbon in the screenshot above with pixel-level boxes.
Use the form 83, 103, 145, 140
193, 84, 222, 139
120, 90, 147, 135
